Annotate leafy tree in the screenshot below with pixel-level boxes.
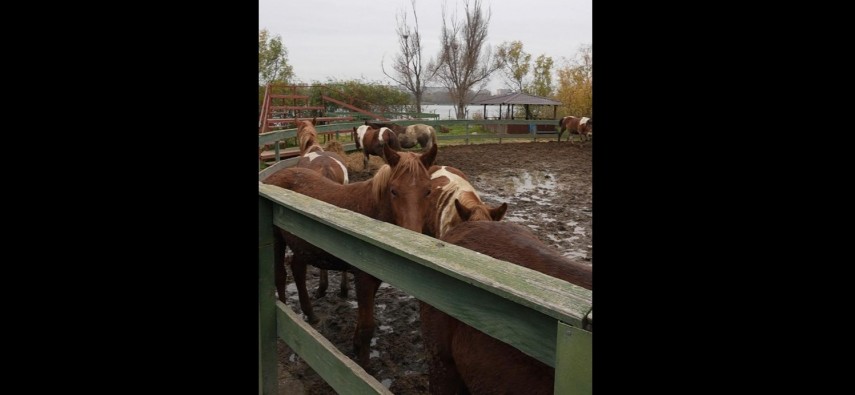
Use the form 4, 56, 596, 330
555, 45, 592, 118
259, 29, 294, 109
495, 41, 531, 92
529, 54, 554, 97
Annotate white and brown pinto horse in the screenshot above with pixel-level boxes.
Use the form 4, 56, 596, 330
296, 120, 349, 185
353, 125, 403, 171
558, 116, 592, 144
293, 120, 351, 298
420, 220, 592, 394
366, 121, 437, 152
424, 165, 507, 239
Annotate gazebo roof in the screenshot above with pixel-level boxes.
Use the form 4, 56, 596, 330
470, 92, 562, 106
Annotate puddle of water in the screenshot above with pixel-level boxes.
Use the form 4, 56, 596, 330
540, 214, 557, 222
562, 250, 589, 260
507, 171, 558, 195
468, 168, 591, 257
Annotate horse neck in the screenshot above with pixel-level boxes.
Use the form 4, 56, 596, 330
327, 177, 389, 220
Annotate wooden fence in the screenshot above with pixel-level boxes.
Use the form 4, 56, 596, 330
258, 131, 592, 394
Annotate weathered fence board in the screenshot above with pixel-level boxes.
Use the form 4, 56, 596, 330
259, 184, 592, 367
554, 321, 593, 394
276, 301, 393, 395
258, 198, 278, 395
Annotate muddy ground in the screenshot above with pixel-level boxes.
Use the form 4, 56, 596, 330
275, 140, 592, 394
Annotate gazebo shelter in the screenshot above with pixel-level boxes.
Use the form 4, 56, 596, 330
470, 92, 563, 120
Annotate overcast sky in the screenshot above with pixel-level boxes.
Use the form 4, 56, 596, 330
259, 0, 591, 94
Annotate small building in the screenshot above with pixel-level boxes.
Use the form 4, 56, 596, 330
470, 92, 562, 120
470, 92, 563, 134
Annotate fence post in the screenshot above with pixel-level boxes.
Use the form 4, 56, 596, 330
259, 196, 278, 395
465, 122, 470, 145
553, 321, 592, 394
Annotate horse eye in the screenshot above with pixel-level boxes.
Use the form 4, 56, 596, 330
390, 188, 398, 198
424, 189, 431, 197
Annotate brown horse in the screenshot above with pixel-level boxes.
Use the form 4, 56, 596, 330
366, 121, 437, 152
263, 143, 438, 367
424, 165, 507, 238
557, 116, 592, 144
353, 125, 403, 171
293, 120, 351, 298
420, 221, 592, 395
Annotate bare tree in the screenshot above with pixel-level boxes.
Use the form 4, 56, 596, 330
382, 0, 435, 114
430, 0, 503, 119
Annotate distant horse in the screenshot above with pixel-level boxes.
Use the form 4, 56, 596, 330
352, 125, 403, 171
293, 120, 350, 298
263, 143, 438, 368
420, 221, 592, 395
557, 116, 592, 144
424, 165, 507, 239
295, 120, 348, 184
366, 121, 437, 152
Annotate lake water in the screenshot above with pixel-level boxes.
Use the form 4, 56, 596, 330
420, 104, 498, 120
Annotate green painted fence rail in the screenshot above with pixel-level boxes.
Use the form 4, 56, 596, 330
259, 119, 567, 162
259, 167, 593, 394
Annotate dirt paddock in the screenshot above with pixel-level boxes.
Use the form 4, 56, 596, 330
274, 141, 592, 394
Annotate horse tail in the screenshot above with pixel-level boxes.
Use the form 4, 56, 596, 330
386, 129, 403, 150
428, 126, 438, 151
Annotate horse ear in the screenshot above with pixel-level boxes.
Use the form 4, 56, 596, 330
490, 203, 508, 221
384, 142, 401, 166
311, 117, 317, 125
454, 199, 474, 221
420, 142, 438, 168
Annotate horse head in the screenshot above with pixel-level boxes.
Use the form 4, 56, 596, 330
454, 198, 508, 222
382, 142, 437, 233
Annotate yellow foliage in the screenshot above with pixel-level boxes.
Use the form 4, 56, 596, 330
555, 45, 592, 119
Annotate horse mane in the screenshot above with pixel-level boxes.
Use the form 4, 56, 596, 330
432, 167, 491, 237
297, 121, 321, 155
370, 165, 392, 202
390, 151, 429, 182
368, 151, 430, 202
457, 191, 485, 211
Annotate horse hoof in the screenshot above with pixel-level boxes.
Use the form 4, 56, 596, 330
338, 290, 348, 298
306, 315, 320, 325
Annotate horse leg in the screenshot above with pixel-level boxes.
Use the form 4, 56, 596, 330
316, 269, 329, 298
274, 230, 288, 304
353, 272, 382, 367
420, 302, 467, 395
290, 254, 319, 324
363, 152, 370, 172
339, 271, 349, 298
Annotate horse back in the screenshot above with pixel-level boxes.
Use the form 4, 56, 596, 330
424, 220, 591, 394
